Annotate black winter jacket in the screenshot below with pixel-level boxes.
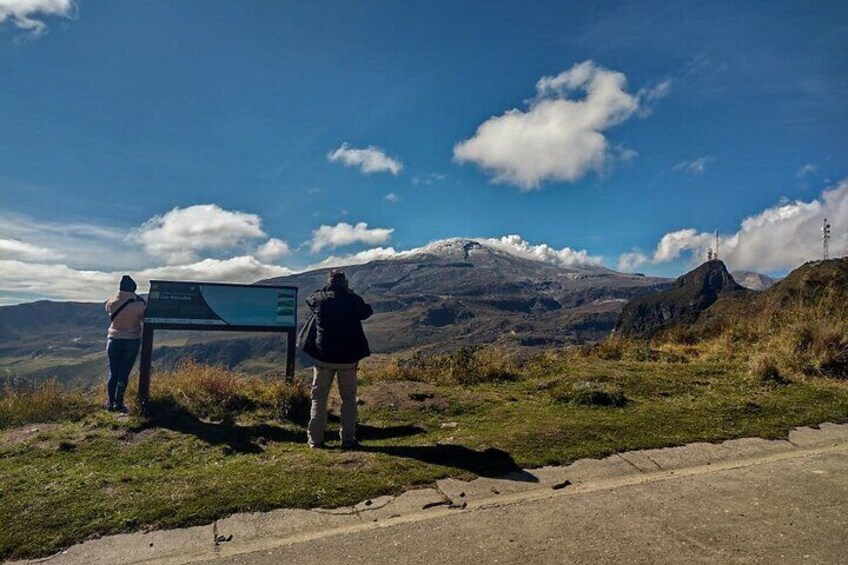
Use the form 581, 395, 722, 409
304, 286, 373, 364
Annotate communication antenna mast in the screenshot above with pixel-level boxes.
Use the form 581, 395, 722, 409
714, 230, 720, 261
822, 218, 831, 260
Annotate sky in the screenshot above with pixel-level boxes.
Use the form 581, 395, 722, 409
1, 0, 847, 304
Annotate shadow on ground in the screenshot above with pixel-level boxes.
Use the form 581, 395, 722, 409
135, 399, 430, 454
362, 444, 537, 481
133, 399, 308, 453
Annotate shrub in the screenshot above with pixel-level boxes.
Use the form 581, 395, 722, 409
149, 361, 310, 422
748, 353, 788, 388
362, 346, 521, 386
550, 381, 628, 408
578, 339, 687, 363
0, 381, 92, 429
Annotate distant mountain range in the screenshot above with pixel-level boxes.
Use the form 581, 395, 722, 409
731, 271, 778, 291
1, 238, 669, 386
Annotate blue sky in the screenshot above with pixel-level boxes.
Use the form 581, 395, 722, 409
1, 1, 846, 303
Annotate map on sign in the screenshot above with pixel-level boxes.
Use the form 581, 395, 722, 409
145, 280, 297, 328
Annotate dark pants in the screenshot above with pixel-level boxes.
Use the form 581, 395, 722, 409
107, 338, 140, 406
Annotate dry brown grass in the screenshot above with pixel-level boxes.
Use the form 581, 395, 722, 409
0, 381, 92, 429
361, 346, 521, 385
149, 360, 310, 422
658, 293, 848, 380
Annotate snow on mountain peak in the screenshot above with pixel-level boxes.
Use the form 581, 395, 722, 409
408, 235, 605, 270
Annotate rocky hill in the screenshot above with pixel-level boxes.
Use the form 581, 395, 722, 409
614, 260, 750, 338
616, 258, 848, 345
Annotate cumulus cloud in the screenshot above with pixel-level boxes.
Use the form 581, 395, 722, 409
453, 60, 668, 190
310, 247, 403, 270
618, 179, 848, 273
254, 238, 291, 262
0, 237, 63, 261
0, 0, 75, 37
138, 256, 292, 283
384, 193, 400, 203
131, 204, 266, 264
327, 143, 403, 175
482, 235, 603, 268
616, 251, 650, 272
310, 222, 394, 253
673, 156, 715, 175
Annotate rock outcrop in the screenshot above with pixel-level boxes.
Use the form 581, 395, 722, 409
614, 260, 749, 338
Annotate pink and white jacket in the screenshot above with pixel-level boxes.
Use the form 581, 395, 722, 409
105, 291, 146, 339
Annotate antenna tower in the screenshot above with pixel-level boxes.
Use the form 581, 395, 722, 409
822, 218, 831, 260
714, 230, 720, 261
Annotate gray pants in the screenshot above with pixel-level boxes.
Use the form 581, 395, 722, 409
307, 361, 358, 446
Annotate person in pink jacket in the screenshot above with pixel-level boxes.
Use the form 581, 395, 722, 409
104, 275, 146, 412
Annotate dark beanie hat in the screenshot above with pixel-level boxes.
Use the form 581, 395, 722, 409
119, 275, 137, 293
328, 269, 347, 287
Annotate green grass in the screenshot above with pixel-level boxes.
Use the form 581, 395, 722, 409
2, 352, 847, 559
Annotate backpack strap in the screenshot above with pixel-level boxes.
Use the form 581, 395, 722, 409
110, 298, 136, 322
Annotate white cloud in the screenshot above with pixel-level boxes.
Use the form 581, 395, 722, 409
618, 179, 848, 273
482, 235, 603, 268
254, 238, 291, 262
797, 163, 817, 178
138, 256, 292, 283
130, 204, 266, 264
617, 251, 649, 272
310, 222, 394, 253
310, 247, 402, 270
453, 60, 669, 190
327, 142, 403, 175
0, 237, 63, 261
411, 173, 447, 186
384, 192, 400, 203
0, 256, 293, 303
0, 0, 75, 37
673, 156, 715, 175
0, 213, 139, 270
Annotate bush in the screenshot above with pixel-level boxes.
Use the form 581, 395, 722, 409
550, 381, 628, 408
150, 361, 310, 422
362, 346, 521, 386
748, 353, 788, 388
0, 381, 92, 429
578, 339, 688, 363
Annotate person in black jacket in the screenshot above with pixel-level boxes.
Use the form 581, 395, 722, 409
303, 270, 373, 449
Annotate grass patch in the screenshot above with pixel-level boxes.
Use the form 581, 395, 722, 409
0, 380, 92, 429
2, 353, 847, 560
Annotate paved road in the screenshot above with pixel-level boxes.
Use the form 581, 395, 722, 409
15, 423, 848, 565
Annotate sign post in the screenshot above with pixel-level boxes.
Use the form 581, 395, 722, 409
138, 280, 298, 409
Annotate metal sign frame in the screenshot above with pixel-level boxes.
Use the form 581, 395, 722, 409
137, 280, 298, 409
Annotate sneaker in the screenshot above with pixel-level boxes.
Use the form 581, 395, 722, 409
308, 442, 325, 449
105, 403, 115, 412
116, 405, 129, 414
341, 441, 360, 451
